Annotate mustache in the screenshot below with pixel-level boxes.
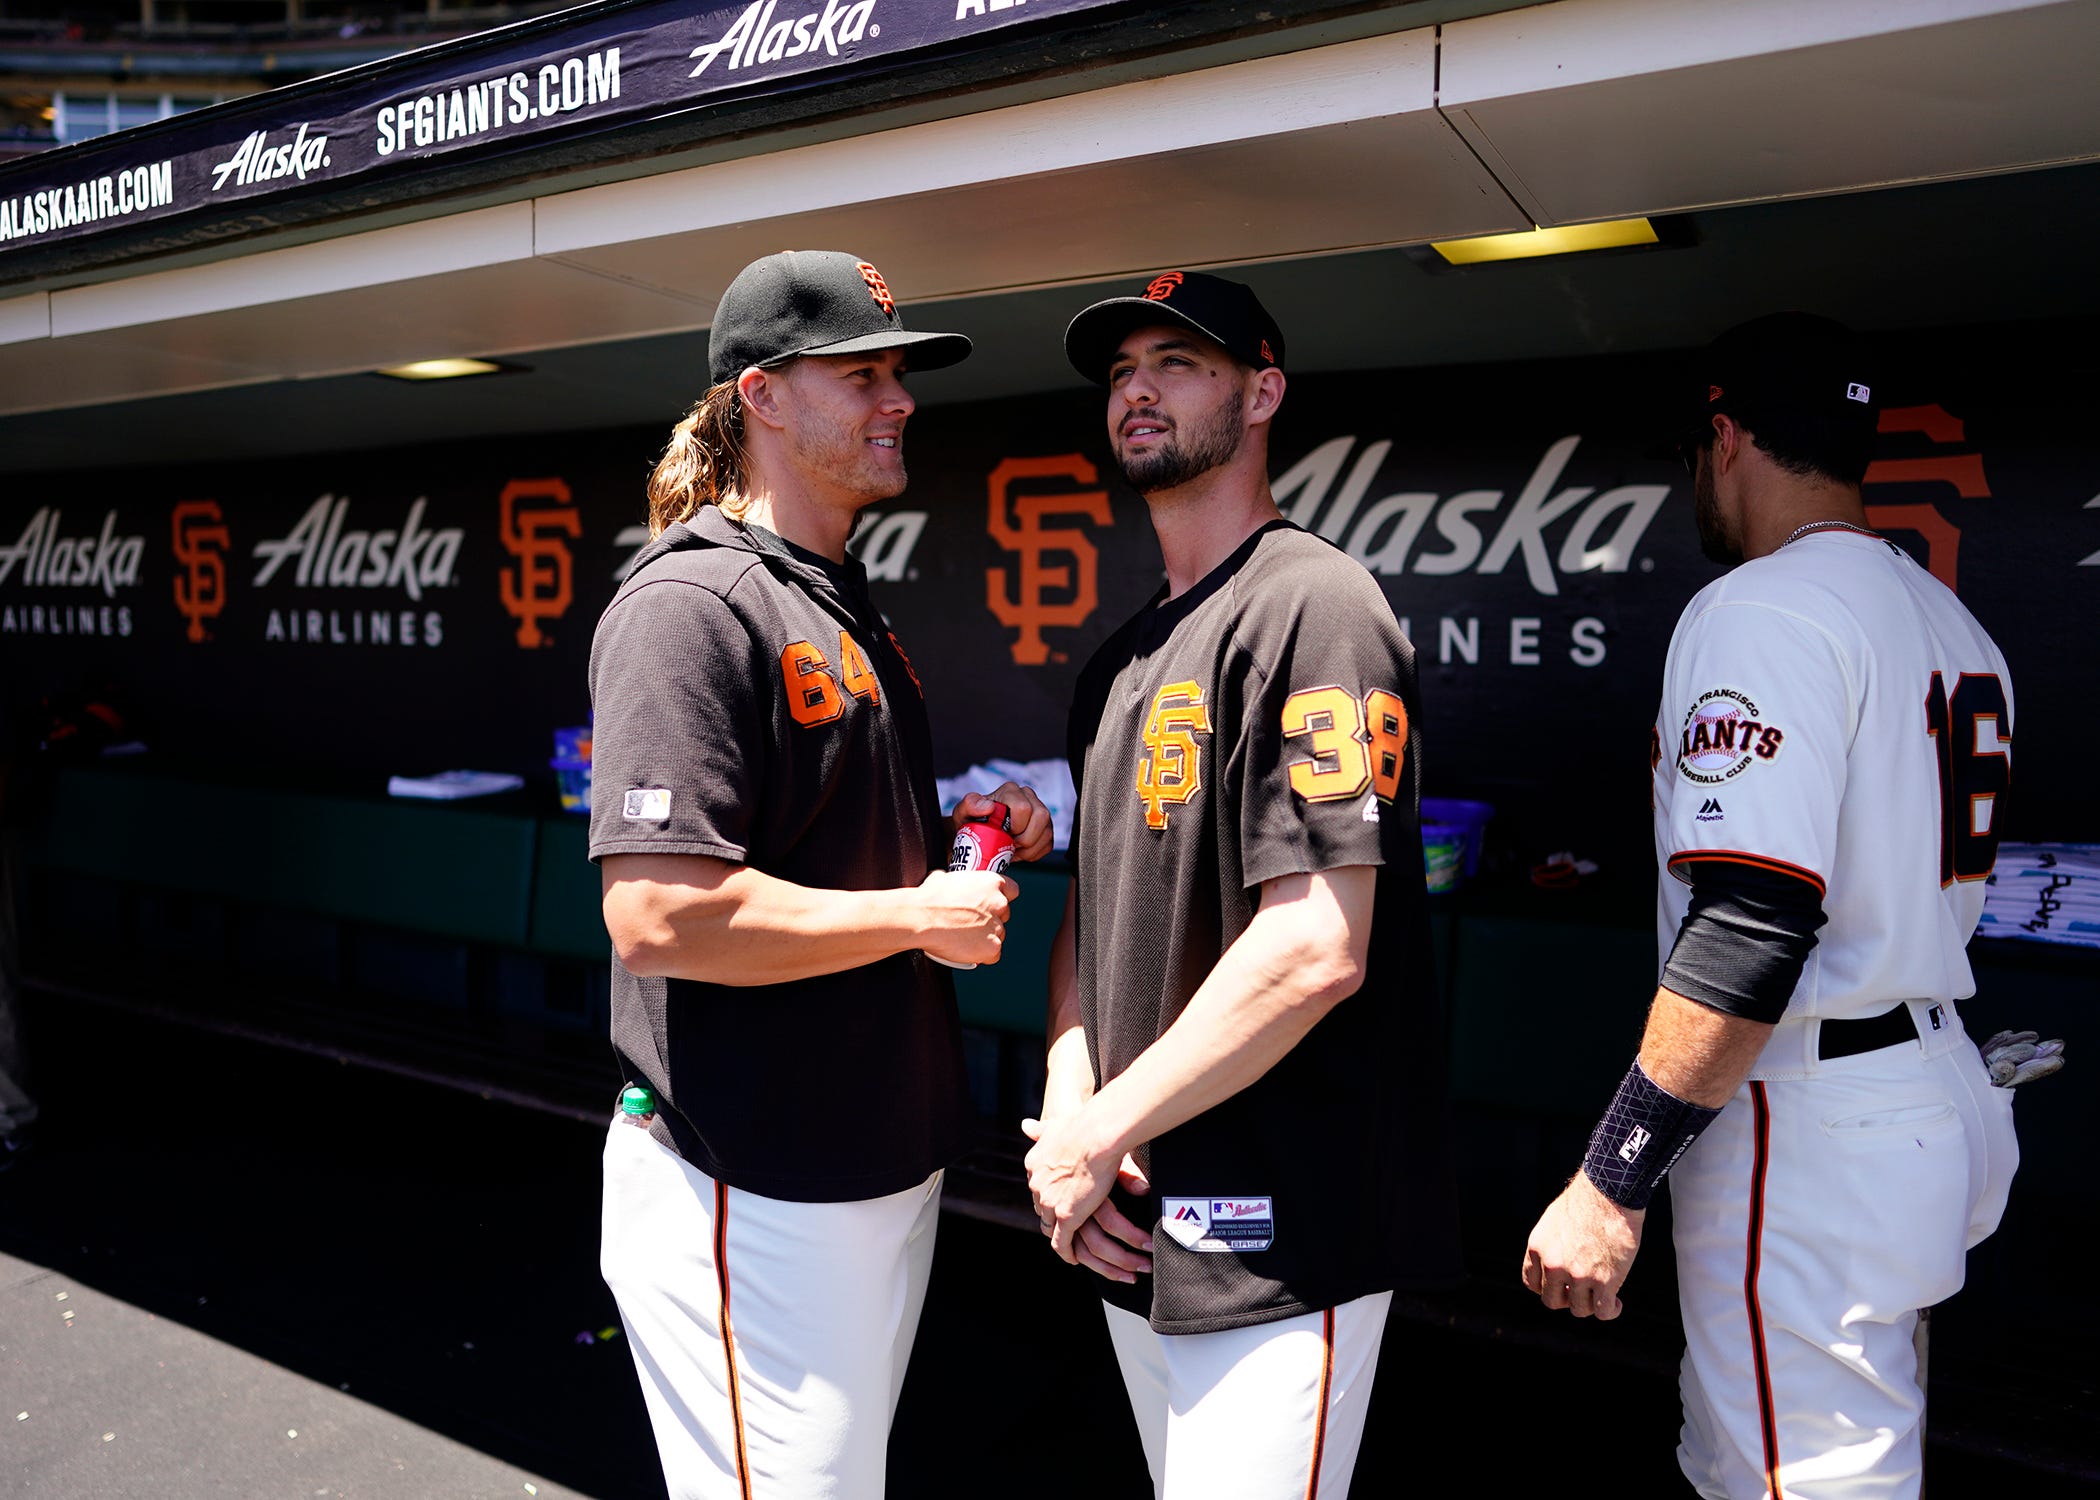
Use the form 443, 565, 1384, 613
1119, 408, 1174, 437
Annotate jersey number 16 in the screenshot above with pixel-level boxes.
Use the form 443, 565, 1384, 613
1924, 671, 2010, 887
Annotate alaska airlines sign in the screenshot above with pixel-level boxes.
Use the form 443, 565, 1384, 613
0, 0, 1127, 259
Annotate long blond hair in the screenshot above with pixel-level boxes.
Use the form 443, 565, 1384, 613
646, 378, 751, 535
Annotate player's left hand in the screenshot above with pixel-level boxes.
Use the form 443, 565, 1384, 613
1019, 1114, 1147, 1267
1521, 1172, 1646, 1320
954, 782, 1055, 864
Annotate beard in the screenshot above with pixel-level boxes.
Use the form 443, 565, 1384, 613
1692, 453, 1740, 565
1117, 387, 1245, 496
790, 404, 908, 505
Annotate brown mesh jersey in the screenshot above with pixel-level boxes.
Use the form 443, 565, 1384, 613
588, 507, 966, 1203
1068, 521, 1462, 1332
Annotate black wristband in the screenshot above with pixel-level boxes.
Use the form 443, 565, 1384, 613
1580, 1060, 1722, 1210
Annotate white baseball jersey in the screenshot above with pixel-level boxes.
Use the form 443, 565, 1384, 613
1655, 524, 2021, 1500
1653, 528, 2013, 1052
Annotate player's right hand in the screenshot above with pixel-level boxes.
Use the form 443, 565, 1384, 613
916, 869, 1018, 967
1522, 1172, 1645, 1320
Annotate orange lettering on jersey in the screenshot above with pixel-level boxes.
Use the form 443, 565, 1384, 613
1364, 689, 1409, 803
837, 631, 880, 708
1137, 681, 1211, 830
782, 640, 845, 727
1282, 685, 1372, 803
887, 631, 923, 696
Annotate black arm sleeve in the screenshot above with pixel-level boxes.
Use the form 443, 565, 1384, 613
1660, 860, 1828, 1024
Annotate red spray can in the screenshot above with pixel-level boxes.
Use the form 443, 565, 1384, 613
948, 801, 1016, 876
932, 802, 1015, 970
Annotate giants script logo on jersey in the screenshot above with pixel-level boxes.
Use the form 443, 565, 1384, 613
498, 478, 581, 649
1137, 680, 1210, 830
985, 454, 1113, 665
1676, 687, 1784, 786
172, 500, 230, 643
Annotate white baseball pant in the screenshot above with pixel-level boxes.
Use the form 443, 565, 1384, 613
1103, 1290, 1391, 1499
1671, 1009, 2018, 1499
600, 1120, 941, 1500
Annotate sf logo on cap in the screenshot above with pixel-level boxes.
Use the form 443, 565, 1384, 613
856, 261, 896, 318
1144, 271, 1185, 302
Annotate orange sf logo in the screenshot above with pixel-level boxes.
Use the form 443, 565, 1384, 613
1137, 681, 1211, 830
856, 261, 896, 317
984, 454, 1113, 666
499, 478, 581, 649
1144, 272, 1184, 302
1862, 403, 1989, 593
171, 500, 230, 644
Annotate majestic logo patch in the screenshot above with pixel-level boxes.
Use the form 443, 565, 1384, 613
1143, 271, 1184, 302
623, 789, 671, 820
1676, 687, 1784, 786
1137, 681, 1211, 830
1160, 1197, 1274, 1253
856, 260, 896, 317
1696, 797, 1724, 822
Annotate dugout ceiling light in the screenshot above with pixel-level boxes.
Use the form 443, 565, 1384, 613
373, 357, 514, 382
1430, 217, 1661, 266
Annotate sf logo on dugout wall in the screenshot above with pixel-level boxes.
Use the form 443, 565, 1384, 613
984, 454, 1113, 665
172, 499, 230, 643
499, 477, 581, 649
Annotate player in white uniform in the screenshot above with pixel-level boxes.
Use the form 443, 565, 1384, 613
1523, 313, 2020, 1499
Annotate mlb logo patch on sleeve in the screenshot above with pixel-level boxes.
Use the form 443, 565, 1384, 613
623, 789, 672, 821
1160, 1196, 1274, 1253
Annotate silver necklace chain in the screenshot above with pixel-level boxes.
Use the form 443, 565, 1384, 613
1781, 519, 1877, 548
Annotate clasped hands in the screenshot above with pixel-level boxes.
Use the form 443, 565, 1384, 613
1021, 1105, 1153, 1284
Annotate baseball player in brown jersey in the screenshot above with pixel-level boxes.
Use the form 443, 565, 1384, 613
1024, 271, 1462, 1498
1523, 314, 2021, 1499
591, 250, 1051, 1499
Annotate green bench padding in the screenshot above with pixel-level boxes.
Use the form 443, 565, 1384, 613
953, 863, 1066, 1035
1443, 913, 1655, 1115
35, 765, 539, 948
530, 815, 610, 962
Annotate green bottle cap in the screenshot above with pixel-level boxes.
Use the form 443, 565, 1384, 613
619, 1084, 656, 1116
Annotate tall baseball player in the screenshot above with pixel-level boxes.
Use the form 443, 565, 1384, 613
1024, 271, 1462, 1498
590, 250, 1052, 1499
1523, 313, 2021, 1499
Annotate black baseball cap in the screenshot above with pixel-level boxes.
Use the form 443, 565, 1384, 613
707, 250, 972, 384
1064, 270, 1285, 385
1677, 311, 1879, 447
